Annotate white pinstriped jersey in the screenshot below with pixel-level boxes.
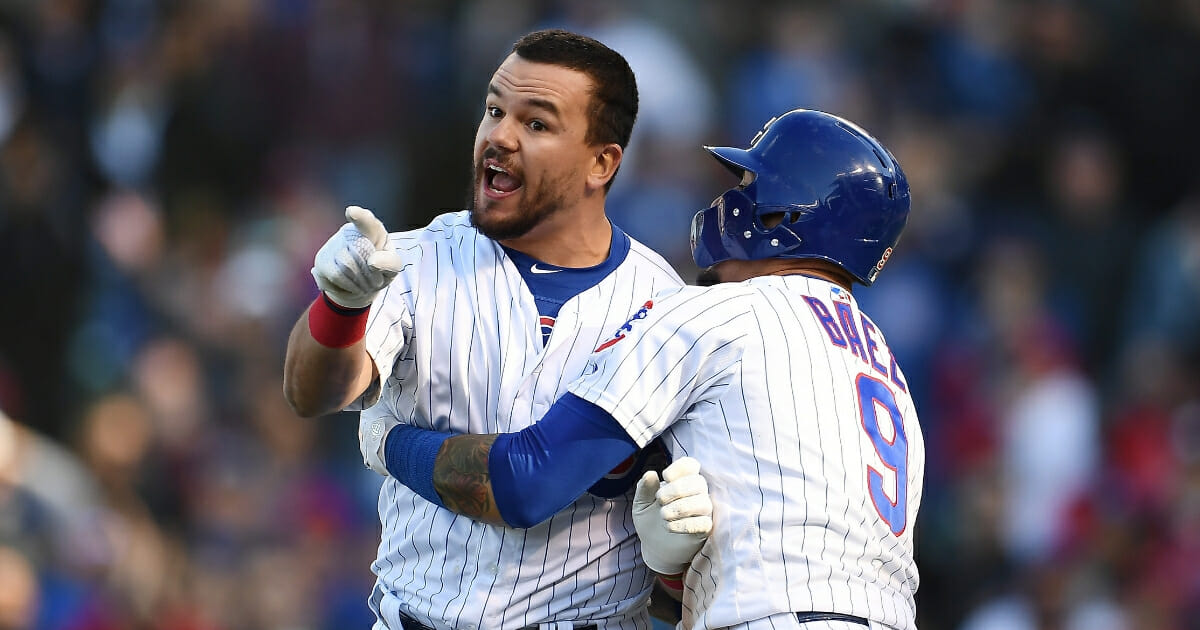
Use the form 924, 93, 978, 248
570, 275, 924, 630
353, 211, 683, 630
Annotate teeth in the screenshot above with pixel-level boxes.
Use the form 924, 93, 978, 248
487, 164, 507, 174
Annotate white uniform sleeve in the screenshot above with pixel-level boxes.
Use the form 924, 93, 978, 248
345, 236, 419, 411
568, 286, 749, 446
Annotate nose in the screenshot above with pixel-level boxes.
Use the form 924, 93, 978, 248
485, 117, 518, 152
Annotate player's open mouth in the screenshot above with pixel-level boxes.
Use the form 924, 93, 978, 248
484, 161, 523, 198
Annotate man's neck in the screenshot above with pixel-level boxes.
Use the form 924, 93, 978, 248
719, 258, 855, 291
499, 209, 613, 267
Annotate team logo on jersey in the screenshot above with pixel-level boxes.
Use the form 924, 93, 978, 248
831, 285, 851, 303
540, 316, 555, 345
594, 300, 654, 352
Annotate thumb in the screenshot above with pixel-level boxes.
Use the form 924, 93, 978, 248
345, 205, 390, 249
368, 250, 405, 275
633, 470, 661, 512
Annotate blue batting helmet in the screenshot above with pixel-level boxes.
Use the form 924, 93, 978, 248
690, 109, 910, 285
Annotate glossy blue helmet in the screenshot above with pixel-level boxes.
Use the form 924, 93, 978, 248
690, 109, 910, 285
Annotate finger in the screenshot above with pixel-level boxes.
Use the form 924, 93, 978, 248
345, 205, 389, 249
368, 250, 405, 275
664, 515, 712, 535
633, 470, 661, 511
662, 456, 701, 482
660, 494, 713, 521
656, 473, 708, 505
311, 265, 358, 296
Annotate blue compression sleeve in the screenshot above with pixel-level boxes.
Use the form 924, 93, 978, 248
384, 424, 450, 507
490, 394, 639, 528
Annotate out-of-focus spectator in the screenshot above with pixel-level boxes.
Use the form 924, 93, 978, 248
1038, 119, 1138, 377
0, 544, 38, 630
724, 4, 868, 143
1120, 194, 1200, 360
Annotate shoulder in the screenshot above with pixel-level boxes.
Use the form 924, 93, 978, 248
394, 210, 475, 241
388, 211, 500, 258
659, 282, 758, 305
622, 234, 684, 284
639, 283, 759, 327
606, 284, 755, 357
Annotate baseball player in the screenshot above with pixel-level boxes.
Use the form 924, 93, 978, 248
372, 109, 924, 629
283, 30, 689, 630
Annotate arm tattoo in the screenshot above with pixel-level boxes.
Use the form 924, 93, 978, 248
433, 434, 505, 525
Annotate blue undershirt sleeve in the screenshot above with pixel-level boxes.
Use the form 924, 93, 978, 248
489, 393, 639, 528
384, 424, 450, 507
382, 394, 639, 528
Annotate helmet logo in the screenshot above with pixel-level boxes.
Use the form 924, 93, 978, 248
874, 247, 893, 272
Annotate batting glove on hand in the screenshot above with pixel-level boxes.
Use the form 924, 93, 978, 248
359, 413, 400, 477
632, 456, 713, 575
312, 206, 405, 309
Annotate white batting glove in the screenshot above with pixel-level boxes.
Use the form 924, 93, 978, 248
359, 414, 399, 477
312, 206, 405, 309
632, 456, 713, 575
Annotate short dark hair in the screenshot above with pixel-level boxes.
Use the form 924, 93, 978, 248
511, 29, 639, 152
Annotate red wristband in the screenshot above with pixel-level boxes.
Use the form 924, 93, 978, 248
658, 572, 684, 590
307, 294, 370, 348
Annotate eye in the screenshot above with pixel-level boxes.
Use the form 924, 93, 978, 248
528, 119, 547, 132
486, 106, 502, 118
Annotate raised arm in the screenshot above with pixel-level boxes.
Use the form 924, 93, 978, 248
283, 206, 404, 417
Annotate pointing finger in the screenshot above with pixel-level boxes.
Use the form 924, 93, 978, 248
345, 205, 389, 249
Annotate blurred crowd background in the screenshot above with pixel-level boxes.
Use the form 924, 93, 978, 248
1, 1, 1198, 629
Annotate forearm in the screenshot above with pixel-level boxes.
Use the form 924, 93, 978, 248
432, 434, 506, 525
288, 205, 403, 417
282, 304, 375, 417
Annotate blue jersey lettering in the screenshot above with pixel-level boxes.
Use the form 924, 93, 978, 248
803, 296, 847, 347
835, 302, 867, 365
859, 314, 889, 377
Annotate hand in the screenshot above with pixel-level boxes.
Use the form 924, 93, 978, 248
632, 456, 713, 575
359, 414, 399, 477
311, 206, 405, 309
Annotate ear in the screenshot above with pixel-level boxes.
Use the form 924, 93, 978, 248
587, 143, 623, 191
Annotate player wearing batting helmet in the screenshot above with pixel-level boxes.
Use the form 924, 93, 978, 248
372, 109, 924, 630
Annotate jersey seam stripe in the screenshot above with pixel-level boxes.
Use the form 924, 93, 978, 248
758, 291, 799, 611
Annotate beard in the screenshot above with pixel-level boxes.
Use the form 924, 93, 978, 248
468, 153, 574, 241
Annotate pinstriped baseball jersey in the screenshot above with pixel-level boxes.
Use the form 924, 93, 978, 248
352, 211, 683, 630
570, 274, 924, 630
